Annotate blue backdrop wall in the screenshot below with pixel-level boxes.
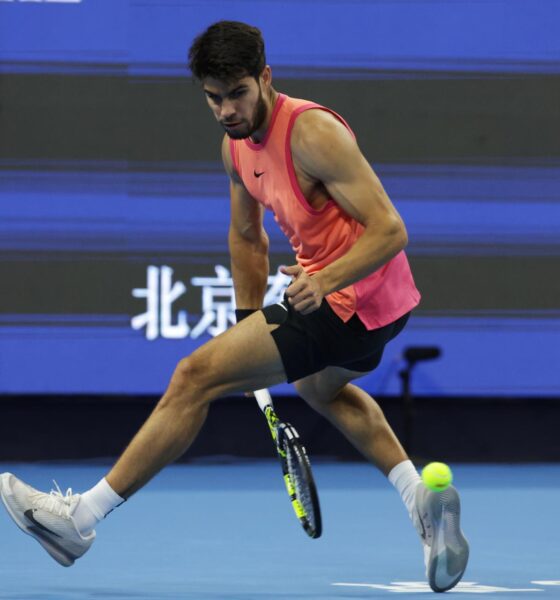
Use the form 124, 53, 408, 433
1, 0, 559, 397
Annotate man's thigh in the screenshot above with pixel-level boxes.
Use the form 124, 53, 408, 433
263, 298, 410, 383
294, 365, 369, 403
188, 311, 287, 397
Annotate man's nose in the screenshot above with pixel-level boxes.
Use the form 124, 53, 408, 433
219, 99, 236, 121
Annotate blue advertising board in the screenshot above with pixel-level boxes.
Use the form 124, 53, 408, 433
1, 0, 559, 396
1, 0, 559, 76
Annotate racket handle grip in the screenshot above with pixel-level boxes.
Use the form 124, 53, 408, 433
254, 388, 273, 412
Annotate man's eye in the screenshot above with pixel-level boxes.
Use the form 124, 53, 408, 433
229, 90, 245, 99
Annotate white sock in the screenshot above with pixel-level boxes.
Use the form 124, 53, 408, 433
388, 459, 422, 520
73, 478, 125, 536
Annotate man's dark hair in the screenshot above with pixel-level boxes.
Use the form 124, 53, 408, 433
188, 21, 266, 82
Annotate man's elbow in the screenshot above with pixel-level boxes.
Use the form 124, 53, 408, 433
386, 216, 408, 253
229, 224, 269, 252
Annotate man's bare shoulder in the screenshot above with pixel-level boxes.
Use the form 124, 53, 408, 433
291, 108, 354, 154
291, 108, 359, 180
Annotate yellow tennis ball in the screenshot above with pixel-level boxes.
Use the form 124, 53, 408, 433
421, 462, 453, 492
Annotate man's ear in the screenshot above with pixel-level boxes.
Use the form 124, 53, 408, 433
260, 65, 272, 89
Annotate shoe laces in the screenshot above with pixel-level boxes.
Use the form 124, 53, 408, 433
30, 480, 77, 518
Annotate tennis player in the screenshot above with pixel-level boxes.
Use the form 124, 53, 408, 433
0, 21, 468, 593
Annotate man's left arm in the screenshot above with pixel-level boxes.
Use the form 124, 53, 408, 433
283, 109, 408, 314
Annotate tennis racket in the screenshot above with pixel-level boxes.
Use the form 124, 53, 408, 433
254, 388, 322, 538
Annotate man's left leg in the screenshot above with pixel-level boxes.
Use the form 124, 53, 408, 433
294, 366, 408, 473
295, 366, 469, 593
294, 366, 421, 540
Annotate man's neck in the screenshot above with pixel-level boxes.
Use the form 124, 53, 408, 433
249, 88, 279, 144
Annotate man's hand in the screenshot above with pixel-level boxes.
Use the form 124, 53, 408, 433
281, 264, 324, 315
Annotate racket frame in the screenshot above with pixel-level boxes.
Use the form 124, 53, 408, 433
254, 389, 322, 538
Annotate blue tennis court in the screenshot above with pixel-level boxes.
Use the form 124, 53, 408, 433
0, 462, 558, 599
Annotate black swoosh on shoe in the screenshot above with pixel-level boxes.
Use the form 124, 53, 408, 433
24, 509, 62, 538
27, 525, 76, 565
416, 509, 427, 540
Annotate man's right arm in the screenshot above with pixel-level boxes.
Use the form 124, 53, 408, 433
222, 136, 270, 311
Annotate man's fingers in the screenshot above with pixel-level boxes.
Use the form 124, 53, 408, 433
286, 278, 307, 298
290, 289, 316, 308
294, 297, 320, 314
287, 284, 315, 306
280, 264, 302, 278
281, 266, 323, 313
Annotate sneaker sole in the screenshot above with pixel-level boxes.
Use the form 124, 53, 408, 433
419, 485, 469, 593
0, 475, 75, 567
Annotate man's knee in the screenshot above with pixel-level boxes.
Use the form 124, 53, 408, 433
172, 355, 199, 386
294, 374, 340, 410
160, 351, 215, 410
293, 377, 317, 402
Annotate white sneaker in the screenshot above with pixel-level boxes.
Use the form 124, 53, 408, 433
413, 482, 469, 593
0, 472, 95, 566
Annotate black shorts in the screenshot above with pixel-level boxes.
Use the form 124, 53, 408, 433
262, 298, 410, 383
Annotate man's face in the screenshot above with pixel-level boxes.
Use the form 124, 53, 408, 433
203, 75, 268, 139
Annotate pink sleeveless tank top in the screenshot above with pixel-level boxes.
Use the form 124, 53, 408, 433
229, 93, 421, 329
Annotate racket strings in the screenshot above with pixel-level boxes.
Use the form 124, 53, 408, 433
286, 444, 315, 521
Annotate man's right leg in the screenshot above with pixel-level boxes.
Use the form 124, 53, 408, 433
0, 311, 288, 565
105, 310, 287, 498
